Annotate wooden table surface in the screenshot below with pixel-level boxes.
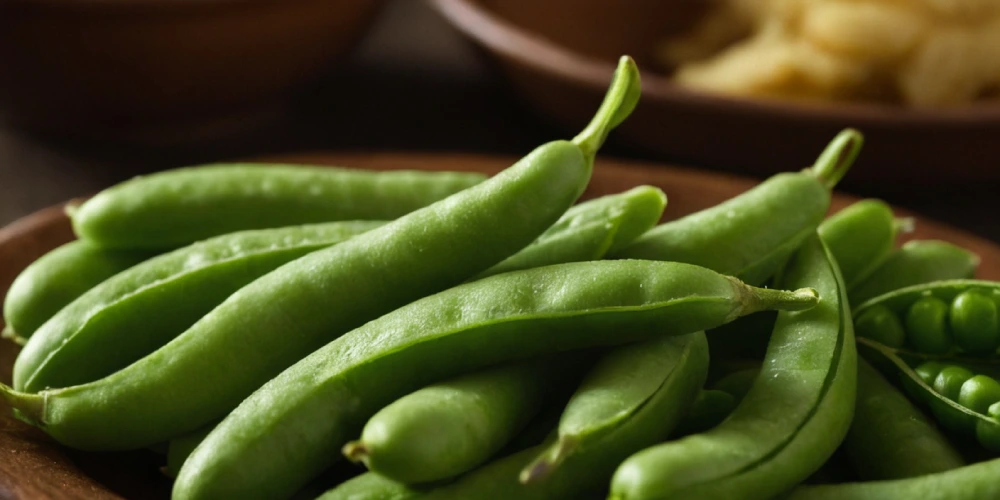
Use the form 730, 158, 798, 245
1, 0, 998, 243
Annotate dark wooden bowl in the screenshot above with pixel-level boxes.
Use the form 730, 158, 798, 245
0, 0, 384, 144
2, 152, 999, 498
429, 0, 1000, 187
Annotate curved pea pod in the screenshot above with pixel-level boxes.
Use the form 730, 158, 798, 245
13, 221, 386, 393
341, 357, 571, 484
478, 185, 667, 279
613, 129, 863, 286
610, 234, 857, 500
2, 241, 154, 343
519, 332, 710, 483
787, 456, 1000, 500
859, 339, 1000, 455
843, 358, 964, 481
819, 199, 897, 288
70, 166, 487, 249
711, 366, 761, 402
171, 260, 816, 500
853, 280, 1000, 356
849, 240, 980, 306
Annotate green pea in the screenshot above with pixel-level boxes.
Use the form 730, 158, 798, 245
930, 366, 976, 433
845, 359, 964, 481
613, 130, 864, 286
609, 234, 855, 500
2, 240, 154, 342
905, 296, 953, 354
959, 375, 1000, 417
901, 361, 947, 402
975, 402, 1000, 453
166, 259, 815, 500
70, 166, 487, 250
854, 304, 906, 348
950, 290, 1000, 355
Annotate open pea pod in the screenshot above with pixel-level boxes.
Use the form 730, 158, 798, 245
860, 337, 1000, 454
853, 280, 1000, 356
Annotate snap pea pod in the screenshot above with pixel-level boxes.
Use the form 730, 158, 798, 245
12, 221, 385, 393
477, 185, 666, 279
342, 357, 569, 484
1, 55, 630, 453
173, 260, 815, 500
787, 455, 1000, 499
520, 332, 709, 482
321, 330, 710, 500
612, 129, 863, 286
860, 338, 1000, 453
849, 240, 980, 306
2, 241, 154, 343
853, 280, 1000, 356
70, 166, 487, 250
843, 358, 964, 480
817, 199, 897, 289
610, 234, 856, 500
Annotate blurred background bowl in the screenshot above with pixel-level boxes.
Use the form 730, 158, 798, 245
0, 0, 384, 144
430, 0, 1000, 187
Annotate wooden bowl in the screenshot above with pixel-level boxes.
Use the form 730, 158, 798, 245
0, 0, 384, 143
2, 152, 999, 498
429, 0, 1000, 187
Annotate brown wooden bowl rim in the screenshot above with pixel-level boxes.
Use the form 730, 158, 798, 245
430, 0, 1000, 127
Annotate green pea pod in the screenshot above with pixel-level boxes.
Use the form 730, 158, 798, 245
818, 199, 897, 288
342, 357, 573, 484
520, 333, 709, 482
849, 240, 980, 306
853, 280, 1000, 356
2, 241, 154, 343
70, 167, 487, 250
318, 470, 420, 500
610, 234, 856, 500
478, 185, 666, 279
612, 129, 863, 286
172, 260, 815, 500
322, 330, 710, 500
789, 456, 1000, 500
861, 339, 1000, 451
13, 221, 385, 393
843, 358, 964, 480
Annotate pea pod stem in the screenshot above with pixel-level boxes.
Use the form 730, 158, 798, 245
807, 129, 864, 190
572, 56, 641, 159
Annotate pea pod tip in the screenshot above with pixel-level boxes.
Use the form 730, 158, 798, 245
341, 440, 370, 465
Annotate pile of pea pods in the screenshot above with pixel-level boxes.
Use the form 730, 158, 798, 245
3, 56, 1000, 500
